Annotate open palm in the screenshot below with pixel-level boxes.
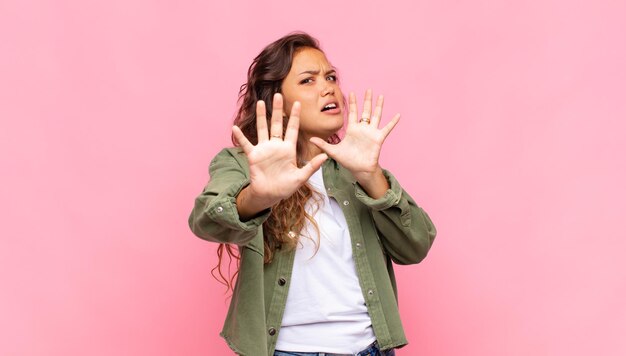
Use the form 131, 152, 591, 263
310, 90, 400, 179
232, 93, 328, 205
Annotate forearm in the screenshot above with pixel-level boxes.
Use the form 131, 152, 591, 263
189, 192, 264, 245
372, 205, 437, 264
354, 169, 437, 264
188, 148, 271, 245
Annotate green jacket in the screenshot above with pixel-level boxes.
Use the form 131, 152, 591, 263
189, 147, 437, 356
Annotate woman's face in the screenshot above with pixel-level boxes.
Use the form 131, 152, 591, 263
281, 47, 345, 141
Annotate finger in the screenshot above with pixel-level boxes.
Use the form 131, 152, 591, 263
284, 101, 300, 144
298, 153, 328, 180
348, 92, 358, 124
256, 100, 269, 142
270, 93, 284, 139
361, 89, 373, 122
370, 95, 384, 127
232, 125, 254, 154
309, 136, 339, 159
381, 113, 401, 138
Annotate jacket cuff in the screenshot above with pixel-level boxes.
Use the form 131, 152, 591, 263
354, 170, 403, 211
206, 179, 271, 230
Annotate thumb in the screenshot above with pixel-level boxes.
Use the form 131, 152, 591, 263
310, 137, 337, 158
297, 153, 328, 181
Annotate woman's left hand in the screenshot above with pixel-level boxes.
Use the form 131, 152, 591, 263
310, 89, 400, 197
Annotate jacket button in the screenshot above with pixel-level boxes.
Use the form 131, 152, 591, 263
356, 242, 362, 248
278, 277, 286, 286
268, 327, 276, 336
343, 200, 350, 206
216, 206, 224, 213
367, 289, 374, 296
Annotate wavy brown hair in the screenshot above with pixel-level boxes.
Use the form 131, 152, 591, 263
214, 32, 342, 291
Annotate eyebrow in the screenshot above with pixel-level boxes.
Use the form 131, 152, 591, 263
298, 69, 337, 76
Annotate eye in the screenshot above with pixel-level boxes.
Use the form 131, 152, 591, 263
299, 77, 314, 84
326, 74, 337, 82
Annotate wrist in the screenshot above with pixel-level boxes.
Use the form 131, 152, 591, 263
354, 167, 389, 199
353, 165, 384, 184
236, 185, 277, 221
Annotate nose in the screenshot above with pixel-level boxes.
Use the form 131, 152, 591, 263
321, 84, 335, 96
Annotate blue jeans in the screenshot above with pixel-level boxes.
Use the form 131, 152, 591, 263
274, 341, 396, 356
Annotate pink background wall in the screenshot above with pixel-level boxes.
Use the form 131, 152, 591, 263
1, 0, 625, 355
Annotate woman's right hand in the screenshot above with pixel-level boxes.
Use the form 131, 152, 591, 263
232, 93, 328, 220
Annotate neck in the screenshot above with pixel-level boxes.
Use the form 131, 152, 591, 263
299, 133, 326, 162
300, 142, 321, 162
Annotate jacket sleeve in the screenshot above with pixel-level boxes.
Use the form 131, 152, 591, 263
354, 169, 437, 265
188, 148, 271, 245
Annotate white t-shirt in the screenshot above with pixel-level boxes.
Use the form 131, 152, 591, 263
274, 168, 376, 353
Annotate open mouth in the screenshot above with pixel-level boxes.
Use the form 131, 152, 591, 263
321, 103, 338, 112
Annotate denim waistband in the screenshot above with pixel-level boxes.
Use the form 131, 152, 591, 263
273, 340, 396, 356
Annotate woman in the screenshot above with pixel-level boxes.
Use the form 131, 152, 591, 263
189, 32, 436, 356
